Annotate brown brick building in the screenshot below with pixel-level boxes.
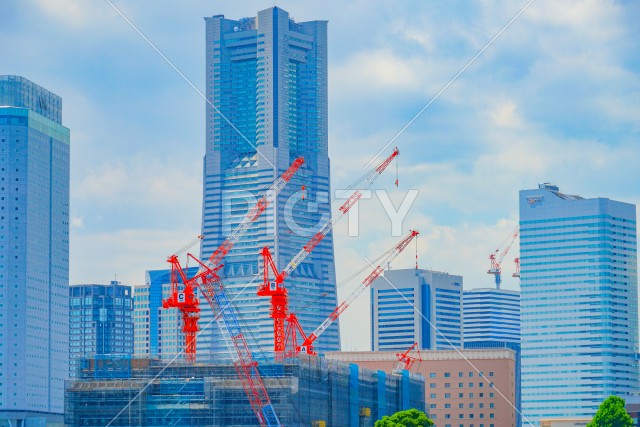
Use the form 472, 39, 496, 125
326, 349, 517, 427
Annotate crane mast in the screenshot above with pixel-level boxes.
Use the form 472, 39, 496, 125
487, 226, 519, 289
513, 257, 521, 278
162, 156, 304, 363
258, 148, 400, 358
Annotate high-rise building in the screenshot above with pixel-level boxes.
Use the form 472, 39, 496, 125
134, 268, 197, 360
200, 7, 338, 358
69, 282, 134, 377
520, 183, 639, 424
463, 288, 520, 344
371, 268, 463, 351
0, 75, 69, 423
463, 288, 522, 426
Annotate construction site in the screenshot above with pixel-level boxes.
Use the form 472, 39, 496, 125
64, 355, 424, 427
64, 150, 428, 427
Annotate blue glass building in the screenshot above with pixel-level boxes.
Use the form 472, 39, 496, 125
371, 268, 463, 351
200, 7, 339, 359
68, 282, 134, 378
0, 75, 69, 424
463, 288, 520, 344
520, 183, 639, 424
463, 288, 522, 426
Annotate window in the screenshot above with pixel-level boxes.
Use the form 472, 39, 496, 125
430, 373, 437, 378
444, 372, 451, 378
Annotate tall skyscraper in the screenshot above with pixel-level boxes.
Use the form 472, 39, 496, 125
463, 288, 520, 344
200, 7, 339, 358
134, 268, 197, 360
520, 183, 639, 424
69, 282, 134, 377
370, 268, 463, 351
0, 75, 69, 423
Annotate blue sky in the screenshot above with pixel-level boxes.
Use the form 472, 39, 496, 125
2, 0, 639, 350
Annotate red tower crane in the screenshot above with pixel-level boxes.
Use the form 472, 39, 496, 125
513, 257, 520, 278
167, 253, 283, 427
160, 157, 306, 427
392, 342, 422, 375
487, 226, 519, 289
282, 230, 419, 357
162, 157, 304, 363
258, 148, 400, 359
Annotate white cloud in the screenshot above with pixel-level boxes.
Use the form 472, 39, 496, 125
71, 215, 84, 228
74, 158, 201, 209
70, 227, 198, 286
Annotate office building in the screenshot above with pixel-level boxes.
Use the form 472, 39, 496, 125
327, 349, 517, 427
0, 75, 70, 424
371, 268, 463, 351
463, 288, 520, 344
69, 282, 134, 377
134, 267, 198, 360
520, 183, 639, 424
64, 355, 425, 427
463, 288, 522, 426
200, 7, 339, 358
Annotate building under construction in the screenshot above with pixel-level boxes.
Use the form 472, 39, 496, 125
64, 355, 424, 427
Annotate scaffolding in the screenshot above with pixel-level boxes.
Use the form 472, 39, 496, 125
65, 355, 424, 427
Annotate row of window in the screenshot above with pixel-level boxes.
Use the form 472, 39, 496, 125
430, 372, 494, 378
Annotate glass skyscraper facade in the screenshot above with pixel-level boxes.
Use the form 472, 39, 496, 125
520, 183, 639, 424
200, 7, 339, 359
0, 75, 70, 423
463, 288, 521, 426
68, 282, 134, 378
463, 288, 521, 344
370, 268, 463, 351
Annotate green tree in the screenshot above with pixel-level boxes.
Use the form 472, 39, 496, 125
587, 395, 634, 427
374, 408, 433, 427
